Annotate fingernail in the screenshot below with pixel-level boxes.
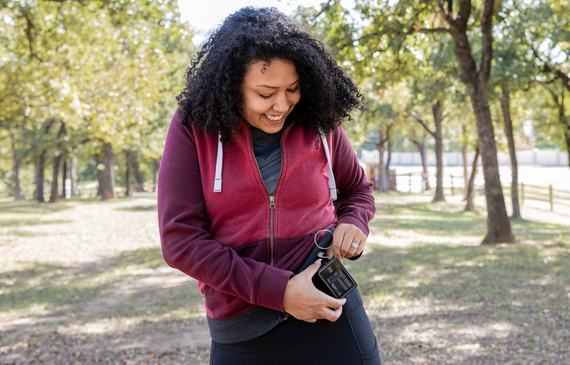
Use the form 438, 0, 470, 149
314, 259, 322, 264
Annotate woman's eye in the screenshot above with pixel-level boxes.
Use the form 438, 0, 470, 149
287, 87, 299, 92
258, 94, 272, 99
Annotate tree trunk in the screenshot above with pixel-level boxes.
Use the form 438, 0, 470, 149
96, 153, 104, 197
432, 100, 445, 202
464, 145, 480, 212
35, 151, 46, 202
385, 131, 393, 190
10, 133, 24, 201
152, 158, 160, 192
557, 91, 570, 169
378, 142, 388, 193
545, 87, 570, 169
467, 83, 513, 243
448, 2, 514, 243
412, 138, 430, 191
132, 154, 145, 192
377, 132, 389, 193
500, 84, 521, 219
48, 121, 66, 203
70, 155, 79, 197
49, 154, 62, 203
99, 143, 116, 200
13, 157, 24, 201
462, 126, 469, 199
60, 159, 67, 198
565, 123, 570, 169
33, 119, 56, 203
125, 150, 132, 197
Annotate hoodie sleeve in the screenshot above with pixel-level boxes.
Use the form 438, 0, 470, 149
157, 111, 292, 312
330, 126, 376, 237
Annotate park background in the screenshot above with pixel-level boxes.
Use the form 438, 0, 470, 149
1, 0, 570, 364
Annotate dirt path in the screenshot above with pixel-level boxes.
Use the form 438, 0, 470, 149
1, 198, 211, 365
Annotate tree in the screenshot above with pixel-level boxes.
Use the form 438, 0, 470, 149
0, 0, 196, 201
437, 0, 514, 243
301, 0, 515, 243
522, 0, 570, 166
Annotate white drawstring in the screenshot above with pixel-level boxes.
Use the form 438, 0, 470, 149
319, 132, 338, 201
213, 132, 337, 201
214, 134, 223, 192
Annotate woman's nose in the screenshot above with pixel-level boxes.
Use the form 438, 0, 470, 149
272, 93, 289, 112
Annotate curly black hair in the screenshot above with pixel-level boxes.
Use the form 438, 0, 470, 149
176, 6, 362, 143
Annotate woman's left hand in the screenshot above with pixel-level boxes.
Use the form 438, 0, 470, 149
326, 223, 366, 262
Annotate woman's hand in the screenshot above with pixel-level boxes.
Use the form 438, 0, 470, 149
326, 223, 366, 262
283, 260, 346, 323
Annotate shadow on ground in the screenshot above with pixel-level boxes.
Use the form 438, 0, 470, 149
371, 200, 570, 242
350, 197, 570, 364
0, 248, 210, 365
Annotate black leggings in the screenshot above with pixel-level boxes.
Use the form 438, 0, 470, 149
209, 288, 381, 365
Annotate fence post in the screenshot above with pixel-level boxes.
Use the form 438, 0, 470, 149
550, 185, 553, 211
521, 183, 524, 205
409, 174, 412, 193
450, 175, 454, 195
394, 173, 398, 192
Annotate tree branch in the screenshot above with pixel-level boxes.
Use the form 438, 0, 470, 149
312, 0, 334, 20
432, 34, 445, 68
23, 11, 37, 59
529, 43, 570, 92
412, 115, 436, 137
435, 0, 453, 26
417, 27, 451, 34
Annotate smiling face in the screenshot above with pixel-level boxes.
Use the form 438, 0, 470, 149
239, 59, 301, 134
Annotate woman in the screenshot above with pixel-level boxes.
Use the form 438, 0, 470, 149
158, 6, 381, 364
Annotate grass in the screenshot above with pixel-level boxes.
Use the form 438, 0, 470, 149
343, 192, 570, 363
0, 217, 72, 228
1, 192, 569, 364
0, 201, 73, 215
116, 204, 157, 212
0, 248, 200, 316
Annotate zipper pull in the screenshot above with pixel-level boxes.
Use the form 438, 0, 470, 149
269, 196, 276, 209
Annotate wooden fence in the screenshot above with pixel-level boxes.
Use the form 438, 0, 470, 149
390, 172, 570, 212
517, 183, 570, 211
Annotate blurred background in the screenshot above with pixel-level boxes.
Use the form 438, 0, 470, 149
0, 0, 568, 207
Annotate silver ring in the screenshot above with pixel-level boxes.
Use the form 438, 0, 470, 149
351, 242, 359, 249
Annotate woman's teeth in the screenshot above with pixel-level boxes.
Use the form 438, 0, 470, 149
264, 114, 284, 121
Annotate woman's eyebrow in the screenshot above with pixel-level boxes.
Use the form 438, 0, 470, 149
255, 78, 300, 89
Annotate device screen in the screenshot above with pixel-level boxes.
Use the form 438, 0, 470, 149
318, 258, 357, 299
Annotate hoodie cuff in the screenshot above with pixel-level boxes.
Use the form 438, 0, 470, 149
254, 265, 294, 312
337, 216, 370, 237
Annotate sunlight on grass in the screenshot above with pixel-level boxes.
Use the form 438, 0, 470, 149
0, 218, 72, 228
0, 201, 73, 215
115, 205, 157, 212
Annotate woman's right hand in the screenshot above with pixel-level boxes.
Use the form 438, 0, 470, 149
283, 259, 346, 323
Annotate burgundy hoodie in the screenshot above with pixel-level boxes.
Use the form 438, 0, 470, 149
158, 110, 375, 321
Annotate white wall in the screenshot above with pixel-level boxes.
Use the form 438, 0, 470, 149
360, 149, 569, 166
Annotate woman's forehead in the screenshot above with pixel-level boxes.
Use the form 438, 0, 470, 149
243, 59, 299, 84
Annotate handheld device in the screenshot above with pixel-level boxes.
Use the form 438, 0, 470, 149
316, 257, 357, 299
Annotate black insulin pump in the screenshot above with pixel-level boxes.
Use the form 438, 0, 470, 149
314, 256, 357, 299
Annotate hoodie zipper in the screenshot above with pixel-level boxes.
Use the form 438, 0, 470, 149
269, 195, 276, 266
248, 127, 287, 266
